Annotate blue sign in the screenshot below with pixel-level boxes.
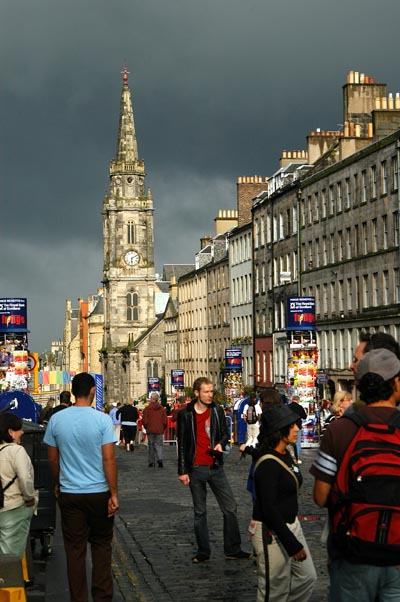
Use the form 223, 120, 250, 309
94, 374, 103, 410
225, 349, 243, 370
171, 369, 184, 387
0, 390, 39, 422
0, 298, 29, 333
148, 377, 160, 392
287, 296, 316, 331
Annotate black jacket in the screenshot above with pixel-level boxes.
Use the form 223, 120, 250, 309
177, 400, 229, 475
116, 404, 139, 423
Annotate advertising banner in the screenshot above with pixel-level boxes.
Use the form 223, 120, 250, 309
223, 370, 243, 399
95, 374, 103, 410
0, 298, 29, 333
287, 348, 319, 448
171, 369, 184, 387
287, 297, 316, 331
148, 377, 160, 392
225, 348, 242, 370
27, 352, 39, 393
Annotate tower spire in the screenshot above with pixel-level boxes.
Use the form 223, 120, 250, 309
115, 65, 138, 163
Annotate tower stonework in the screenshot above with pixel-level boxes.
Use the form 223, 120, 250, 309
101, 68, 159, 403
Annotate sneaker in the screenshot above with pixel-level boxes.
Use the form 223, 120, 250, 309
225, 550, 252, 560
192, 553, 210, 564
130, 443, 135, 452
158, 461, 163, 468
297, 459, 302, 464
148, 463, 155, 467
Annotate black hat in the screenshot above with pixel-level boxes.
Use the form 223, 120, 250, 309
261, 405, 299, 435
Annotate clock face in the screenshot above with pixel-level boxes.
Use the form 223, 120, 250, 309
124, 251, 139, 266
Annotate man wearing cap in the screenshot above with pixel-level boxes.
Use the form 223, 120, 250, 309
311, 349, 400, 601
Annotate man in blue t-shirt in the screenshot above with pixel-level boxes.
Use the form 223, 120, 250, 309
44, 373, 118, 602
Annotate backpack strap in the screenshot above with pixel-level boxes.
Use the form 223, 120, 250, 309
254, 453, 299, 492
342, 409, 400, 432
0, 444, 18, 493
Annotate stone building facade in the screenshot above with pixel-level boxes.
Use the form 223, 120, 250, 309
228, 220, 254, 387
252, 70, 400, 393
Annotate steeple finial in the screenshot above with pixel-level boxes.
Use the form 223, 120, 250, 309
122, 64, 130, 85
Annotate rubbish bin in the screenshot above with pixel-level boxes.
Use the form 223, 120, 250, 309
21, 421, 56, 557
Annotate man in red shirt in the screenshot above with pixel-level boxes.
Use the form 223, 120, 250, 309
177, 377, 251, 564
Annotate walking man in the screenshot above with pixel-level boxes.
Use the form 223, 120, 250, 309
177, 376, 251, 563
44, 372, 119, 602
142, 392, 167, 467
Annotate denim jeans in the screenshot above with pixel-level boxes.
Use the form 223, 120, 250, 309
296, 428, 302, 459
147, 433, 164, 463
189, 465, 242, 556
329, 558, 400, 602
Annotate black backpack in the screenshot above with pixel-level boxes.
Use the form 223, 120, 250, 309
246, 405, 258, 425
0, 444, 17, 509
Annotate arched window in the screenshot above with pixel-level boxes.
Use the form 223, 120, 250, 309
127, 221, 136, 244
146, 361, 152, 378
127, 291, 139, 321
153, 361, 159, 378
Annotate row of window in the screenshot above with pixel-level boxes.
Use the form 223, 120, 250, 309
253, 268, 400, 337
302, 211, 399, 269
253, 156, 399, 247
231, 275, 252, 305
231, 315, 252, 339
178, 338, 231, 363
230, 232, 252, 265
317, 326, 400, 371
310, 269, 400, 315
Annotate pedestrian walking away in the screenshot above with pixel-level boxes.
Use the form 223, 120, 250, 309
117, 399, 139, 452
44, 372, 119, 602
241, 394, 262, 448
177, 376, 252, 564
142, 392, 167, 467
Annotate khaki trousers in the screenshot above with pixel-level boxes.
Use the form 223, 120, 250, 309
250, 517, 316, 602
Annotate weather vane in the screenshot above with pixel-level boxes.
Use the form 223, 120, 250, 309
122, 63, 130, 84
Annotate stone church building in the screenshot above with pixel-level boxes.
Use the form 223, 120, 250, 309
100, 67, 165, 403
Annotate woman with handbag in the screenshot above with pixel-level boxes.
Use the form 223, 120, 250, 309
0, 413, 37, 557
250, 405, 316, 602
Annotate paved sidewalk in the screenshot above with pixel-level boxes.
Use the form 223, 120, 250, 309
111, 443, 329, 601
29, 443, 329, 601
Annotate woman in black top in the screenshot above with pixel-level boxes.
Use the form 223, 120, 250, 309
250, 406, 316, 602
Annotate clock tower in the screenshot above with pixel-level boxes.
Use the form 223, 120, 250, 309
101, 67, 159, 402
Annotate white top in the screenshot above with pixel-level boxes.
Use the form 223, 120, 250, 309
0, 443, 37, 512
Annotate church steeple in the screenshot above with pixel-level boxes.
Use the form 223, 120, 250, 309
101, 66, 159, 404
114, 65, 139, 165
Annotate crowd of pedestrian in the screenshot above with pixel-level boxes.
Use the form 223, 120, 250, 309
1, 329, 400, 602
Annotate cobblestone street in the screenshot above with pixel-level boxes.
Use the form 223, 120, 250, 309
111, 443, 329, 601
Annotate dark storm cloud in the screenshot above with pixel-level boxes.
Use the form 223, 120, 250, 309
1, 0, 400, 352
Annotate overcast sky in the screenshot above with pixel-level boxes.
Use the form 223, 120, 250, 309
2, 0, 400, 354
